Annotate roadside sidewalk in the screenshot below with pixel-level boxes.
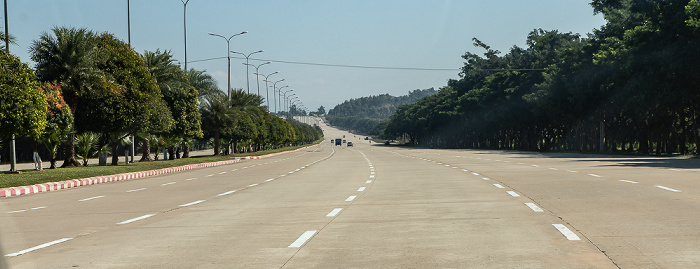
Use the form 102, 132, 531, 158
0, 146, 315, 198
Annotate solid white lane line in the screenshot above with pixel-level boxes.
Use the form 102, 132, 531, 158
345, 196, 357, 202
588, 174, 602, 178
552, 224, 581, 240
619, 180, 639, 184
288, 230, 317, 248
217, 190, 236, 196
78, 195, 105, 202
117, 214, 155, 225
366, 180, 372, 183
506, 191, 520, 197
179, 200, 206, 207
161, 182, 176, 186
656, 185, 681, 192
326, 208, 343, 217
524, 203, 544, 212
5, 238, 73, 257
357, 187, 366, 192
493, 184, 505, 189
126, 188, 147, 193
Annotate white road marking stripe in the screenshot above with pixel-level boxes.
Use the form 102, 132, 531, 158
471, 172, 480, 176
295, 169, 300, 172
217, 190, 236, 196
493, 184, 505, 189
567, 170, 578, 173
31, 206, 46, 210
117, 214, 155, 225
248, 184, 259, 187
444, 164, 450, 167
219, 172, 226, 175
524, 203, 544, 212
482, 177, 490, 180
462, 169, 469, 172
266, 178, 275, 182
288, 171, 294, 174
126, 188, 146, 193
345, 196, 357, 202
231, 169, 239, 172
619, 180, 639, 184
289, 230, 317, 248
205, 174, 214, 177
161, 182, 176, 186
506, 191, 520, 197
357, 187, 366, 192
5, 238, 73, 257
366, 180, 372, 183
185, 178, 197, 181
588, 174, 602, 178
370, 172, 375, 175
656, 185, 681, 192
326, 208, 343, 217
549, 168, 558, 170
552, 224, 581, 240
668, 168, 682, 171
179, 200, 205, 207
532, 165, 539, 167
7, 210, 27, 214
78, 195, 105, 202
370, 175, 375, 178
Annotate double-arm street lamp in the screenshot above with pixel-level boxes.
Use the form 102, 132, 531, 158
283, 91, 295, 116
272, 82, 288, 114
231, 50, 263, 94
208, 31, 247, 99
257, 71, 278, 110
245, 61, 270, 96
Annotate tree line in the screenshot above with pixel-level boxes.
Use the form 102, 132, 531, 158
326, 89, 436, 136
385, 0, 700, 155
1, 26, 322, 169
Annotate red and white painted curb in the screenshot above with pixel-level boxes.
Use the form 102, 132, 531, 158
1, 144, 317, 198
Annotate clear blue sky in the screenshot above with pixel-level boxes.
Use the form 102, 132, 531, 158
5, 0, 605, 113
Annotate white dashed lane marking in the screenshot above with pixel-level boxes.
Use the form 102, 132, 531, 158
656, 185, 681, 192
365, 180, 372, 184
552, 224, 581, 240
506, 191, 520, 197
588, 174, 602, 178
619, 180, 638, 184
78, 196, 105, 202
117, 214, 155, 225
525, 203, 544, 212
345, 196, 357, 202
5, 238, 73, 257
179, 200, 206, 207
161, 182, 176, 186
217, 190, 236, 196
326, 208, 343, 217
357, 187, 366, 192
493, 184, 505, 189
288, 230, 317, 248
126, 188, 146, 193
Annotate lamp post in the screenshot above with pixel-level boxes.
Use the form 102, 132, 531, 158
208, 31, 247, 99
180, 0, 190, 71
277, 87, 290, 115
270, 80, 286, 113
282, 91, 294, 116
4, 0, 17, 173
246, 61, 270, 96
231, 50, 263, 94
258, 71, 278, 110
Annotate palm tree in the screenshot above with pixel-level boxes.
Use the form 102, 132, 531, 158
1, 31, 17, 50
186, 68, 221, 104
30, 26, 103, 167
229, 89, 265, 151
200, 92, 235, 155
74, 132, 100, 166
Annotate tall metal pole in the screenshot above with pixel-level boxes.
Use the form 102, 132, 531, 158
231, 50, 263, 94
209, 32, 247, 100
5, 0, 16, 173
181, 0, 189, 71
247, 61, 270, 96
128, 0, 134, 163
260, 71, 278, 110
271, 80, 285, 114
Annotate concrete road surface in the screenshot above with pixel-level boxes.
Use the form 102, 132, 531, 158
0, 122, 698, 268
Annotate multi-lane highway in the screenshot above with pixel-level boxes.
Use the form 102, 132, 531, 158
1, 122, 699, 268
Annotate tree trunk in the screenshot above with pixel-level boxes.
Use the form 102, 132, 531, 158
213, 131, 221, 156
183, 145, 190, 158
140, 138, 153, 162
111, 144, 119, 165
168, 146, 176, 160
60, 133, 82, 167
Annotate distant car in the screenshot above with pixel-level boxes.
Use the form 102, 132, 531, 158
384, 141, 390, 145
335, 138, 342, 145
343, 139, 346, 144
347, 142, 353, 147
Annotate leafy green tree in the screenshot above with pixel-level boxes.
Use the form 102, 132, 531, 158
30, 26, 103, 167
200, 92, 235, 155
0, 50, 47, 142
186, 68, 221, 104
39, 83, 73, 168
75, 132, 100, 166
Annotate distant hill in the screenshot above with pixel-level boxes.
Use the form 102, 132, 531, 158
326, 88, 436, 136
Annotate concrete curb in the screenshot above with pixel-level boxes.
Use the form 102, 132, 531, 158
0, 144, 317, 198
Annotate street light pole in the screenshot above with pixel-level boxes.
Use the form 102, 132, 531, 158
259, 71, 278, 110
4, 0, 16, 173
208, 31, 247, 100
180, 0, 190, 71
271, 80, 286, 114
246, 61, 270, 96
231, 50, 263, 94
282, 90, 294, 116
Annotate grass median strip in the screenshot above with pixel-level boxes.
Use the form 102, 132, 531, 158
0, 144, 315, 189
